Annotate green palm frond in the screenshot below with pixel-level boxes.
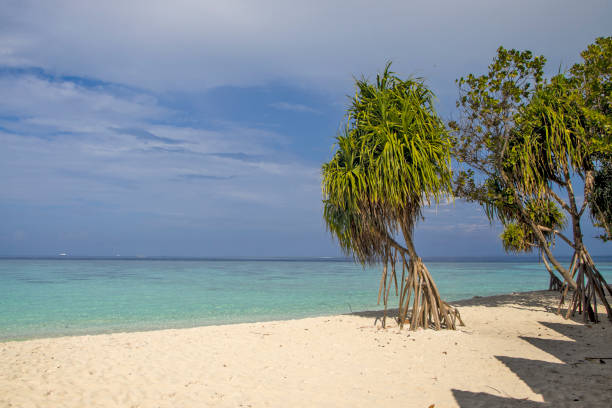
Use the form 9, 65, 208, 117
321, 64, 452, 263
509, 75, 593, 196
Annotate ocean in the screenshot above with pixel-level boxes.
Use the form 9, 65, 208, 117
1, 258, 611, 341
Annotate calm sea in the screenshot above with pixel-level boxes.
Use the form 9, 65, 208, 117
1, 258, 611, 341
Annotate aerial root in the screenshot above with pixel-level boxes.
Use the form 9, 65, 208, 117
379, 251, 463, 330
559, 250, 612, 323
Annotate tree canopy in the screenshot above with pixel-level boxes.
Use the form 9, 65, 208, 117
322, 63, 452, 264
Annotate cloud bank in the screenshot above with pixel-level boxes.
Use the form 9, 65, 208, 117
2, 1, 610, 94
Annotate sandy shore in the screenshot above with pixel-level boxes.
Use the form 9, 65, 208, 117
1, 290, 611, 407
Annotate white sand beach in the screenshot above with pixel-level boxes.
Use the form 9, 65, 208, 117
1, 290, 611, 407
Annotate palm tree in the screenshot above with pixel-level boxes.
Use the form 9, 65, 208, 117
322, 64, 463, 330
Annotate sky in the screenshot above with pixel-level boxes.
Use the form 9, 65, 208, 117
1, 0, 611, 257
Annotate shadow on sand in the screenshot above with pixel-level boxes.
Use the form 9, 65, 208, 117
348, 290, 559, 322
350, 291, 612, 407
452, 320, 611, 406
452, 293, 611, 407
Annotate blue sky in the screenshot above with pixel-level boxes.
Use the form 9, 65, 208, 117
1, 0, 610, 257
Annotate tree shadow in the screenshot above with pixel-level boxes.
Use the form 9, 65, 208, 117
452, 319, 612, 407
348, 290, 560, 322
450, 290, 559, 313
348, 291, 611, 405
452, 390, 541, 408
349, 307, 400, 320
349, 290, 610, 326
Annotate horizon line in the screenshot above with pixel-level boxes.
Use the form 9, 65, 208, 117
2, 255, 611, 262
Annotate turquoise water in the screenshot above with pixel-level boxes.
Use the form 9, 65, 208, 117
1, 259, 611, 341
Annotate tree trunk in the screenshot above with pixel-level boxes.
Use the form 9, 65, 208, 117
542, 254, 563, 292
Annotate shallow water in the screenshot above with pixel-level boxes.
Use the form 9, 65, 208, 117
1, 258, 610, 341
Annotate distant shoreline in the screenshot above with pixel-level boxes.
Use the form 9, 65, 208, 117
2, 255, 611, 262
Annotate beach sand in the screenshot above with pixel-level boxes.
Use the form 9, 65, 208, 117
1, 290, 611, 407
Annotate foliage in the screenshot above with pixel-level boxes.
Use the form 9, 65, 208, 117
322, 63, 452, 264
570, 36, 612, 143
450, 47, 549, 238
499, 200, 565, 254
450, 47, 546, 184
508, 75, 592, 197
448, 46, 565, 285
590, 159, 612, 241
450, 46, 559, 247
451, 38, 612, 303
452, 40, 610, 243
509, 38, 611, 241
501, 223, 527, 253
572, 37, 612, 241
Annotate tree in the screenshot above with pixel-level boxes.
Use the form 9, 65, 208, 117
511, 72, 611, 322
450, 47, 575, 287
452, 40, 612, 323
322, 64, 463, 330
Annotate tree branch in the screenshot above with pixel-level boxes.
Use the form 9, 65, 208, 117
499, 171, 577, 289
581, 169, 594, 218
370, 226, 411, 258
548, 190, 572, 214
579, 199, 588, 217
536, 225, 575, 249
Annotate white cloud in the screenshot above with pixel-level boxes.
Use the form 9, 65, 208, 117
270, 102, 320, 114
1, 1, 608, 93
0, 72, 322, 229
0, 74, 165, 130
